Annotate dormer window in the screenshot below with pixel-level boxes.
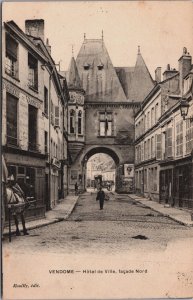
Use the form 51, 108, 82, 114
97, 64, 104, 71
83, 63, 90, 70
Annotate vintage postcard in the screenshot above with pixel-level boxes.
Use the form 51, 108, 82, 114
1, 1, 193, 299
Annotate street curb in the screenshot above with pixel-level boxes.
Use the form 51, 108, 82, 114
128, 195, 193, 227
3, 196, 79, 237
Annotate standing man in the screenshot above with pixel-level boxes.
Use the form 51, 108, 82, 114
75, 182, 78, 196
96, 187, 106, 210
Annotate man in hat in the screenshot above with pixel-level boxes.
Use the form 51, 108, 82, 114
96, 186, 106, 210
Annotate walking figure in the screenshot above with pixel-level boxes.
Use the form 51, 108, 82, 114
75, 182, 78, 195
96, 186, 106, 210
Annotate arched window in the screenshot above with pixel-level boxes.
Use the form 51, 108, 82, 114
70, 109, 75, 133
78, 110, 82, 134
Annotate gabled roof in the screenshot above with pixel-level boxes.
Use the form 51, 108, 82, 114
129, 50, 155, 102
76, 38, 127, 102
67, 57, 82, 90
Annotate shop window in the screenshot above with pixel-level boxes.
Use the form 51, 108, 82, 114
99, 112, 113, 136
78, 110, 82, 134
176, 121, 183, 157
5, 34, 18, 78
70, 109, 75, 133
6, 93, 18, 146
28, 53, 38, 90
28, 104, 38, 151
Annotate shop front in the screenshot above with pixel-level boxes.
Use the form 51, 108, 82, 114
4, 149, 46, 221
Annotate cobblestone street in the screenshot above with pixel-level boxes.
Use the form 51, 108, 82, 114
3, 192, 193, 255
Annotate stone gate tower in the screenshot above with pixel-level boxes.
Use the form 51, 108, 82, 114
64, 36, 154, 192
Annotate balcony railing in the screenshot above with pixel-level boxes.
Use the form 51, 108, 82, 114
5, 58, 17, 78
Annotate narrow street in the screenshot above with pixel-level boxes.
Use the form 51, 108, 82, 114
3, 192, 193, 255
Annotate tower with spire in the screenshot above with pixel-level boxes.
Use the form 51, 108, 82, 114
64, 54, 86, 187
63, 36, 155, 193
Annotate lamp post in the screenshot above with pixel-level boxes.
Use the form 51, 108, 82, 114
179, 98, 193, 121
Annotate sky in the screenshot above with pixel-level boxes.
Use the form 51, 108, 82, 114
2, 1, 193, 78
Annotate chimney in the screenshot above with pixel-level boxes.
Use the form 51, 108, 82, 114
178, 47, 192, 93
46, 38, 51, 55
25, 19, 45, 42
163, 64, 178, 81
155, 67, 161, 82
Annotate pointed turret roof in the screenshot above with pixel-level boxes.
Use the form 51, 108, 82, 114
67, 56, 82, 89
129, 47, 155, 102
76, 38, 127, 102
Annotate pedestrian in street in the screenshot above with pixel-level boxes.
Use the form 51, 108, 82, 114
96, 186, 106, 210
75, 182, 78, 195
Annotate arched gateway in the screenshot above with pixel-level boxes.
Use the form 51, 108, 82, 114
62, 36, 154, 193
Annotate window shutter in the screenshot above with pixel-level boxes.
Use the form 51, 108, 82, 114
156, 134, 162, 160
167, 128, 172, 157
55, 106, 60, 127
141, 142, 144, 161
51, 102, 54, 125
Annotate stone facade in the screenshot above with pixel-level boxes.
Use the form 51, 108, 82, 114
64, 37, 154, 193
2, 20, 68, 220
134, 48, 193, 209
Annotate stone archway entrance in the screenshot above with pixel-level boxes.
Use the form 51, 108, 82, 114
68, 145, 134, 194
82, 147, 120, 192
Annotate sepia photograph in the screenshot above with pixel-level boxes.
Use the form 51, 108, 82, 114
1, 1, 193, 299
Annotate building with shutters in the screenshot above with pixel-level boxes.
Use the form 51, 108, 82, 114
2, 19, 68, 219
134, 48, 193, 209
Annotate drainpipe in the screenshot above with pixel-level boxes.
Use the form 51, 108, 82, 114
48, 67, 54, 210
